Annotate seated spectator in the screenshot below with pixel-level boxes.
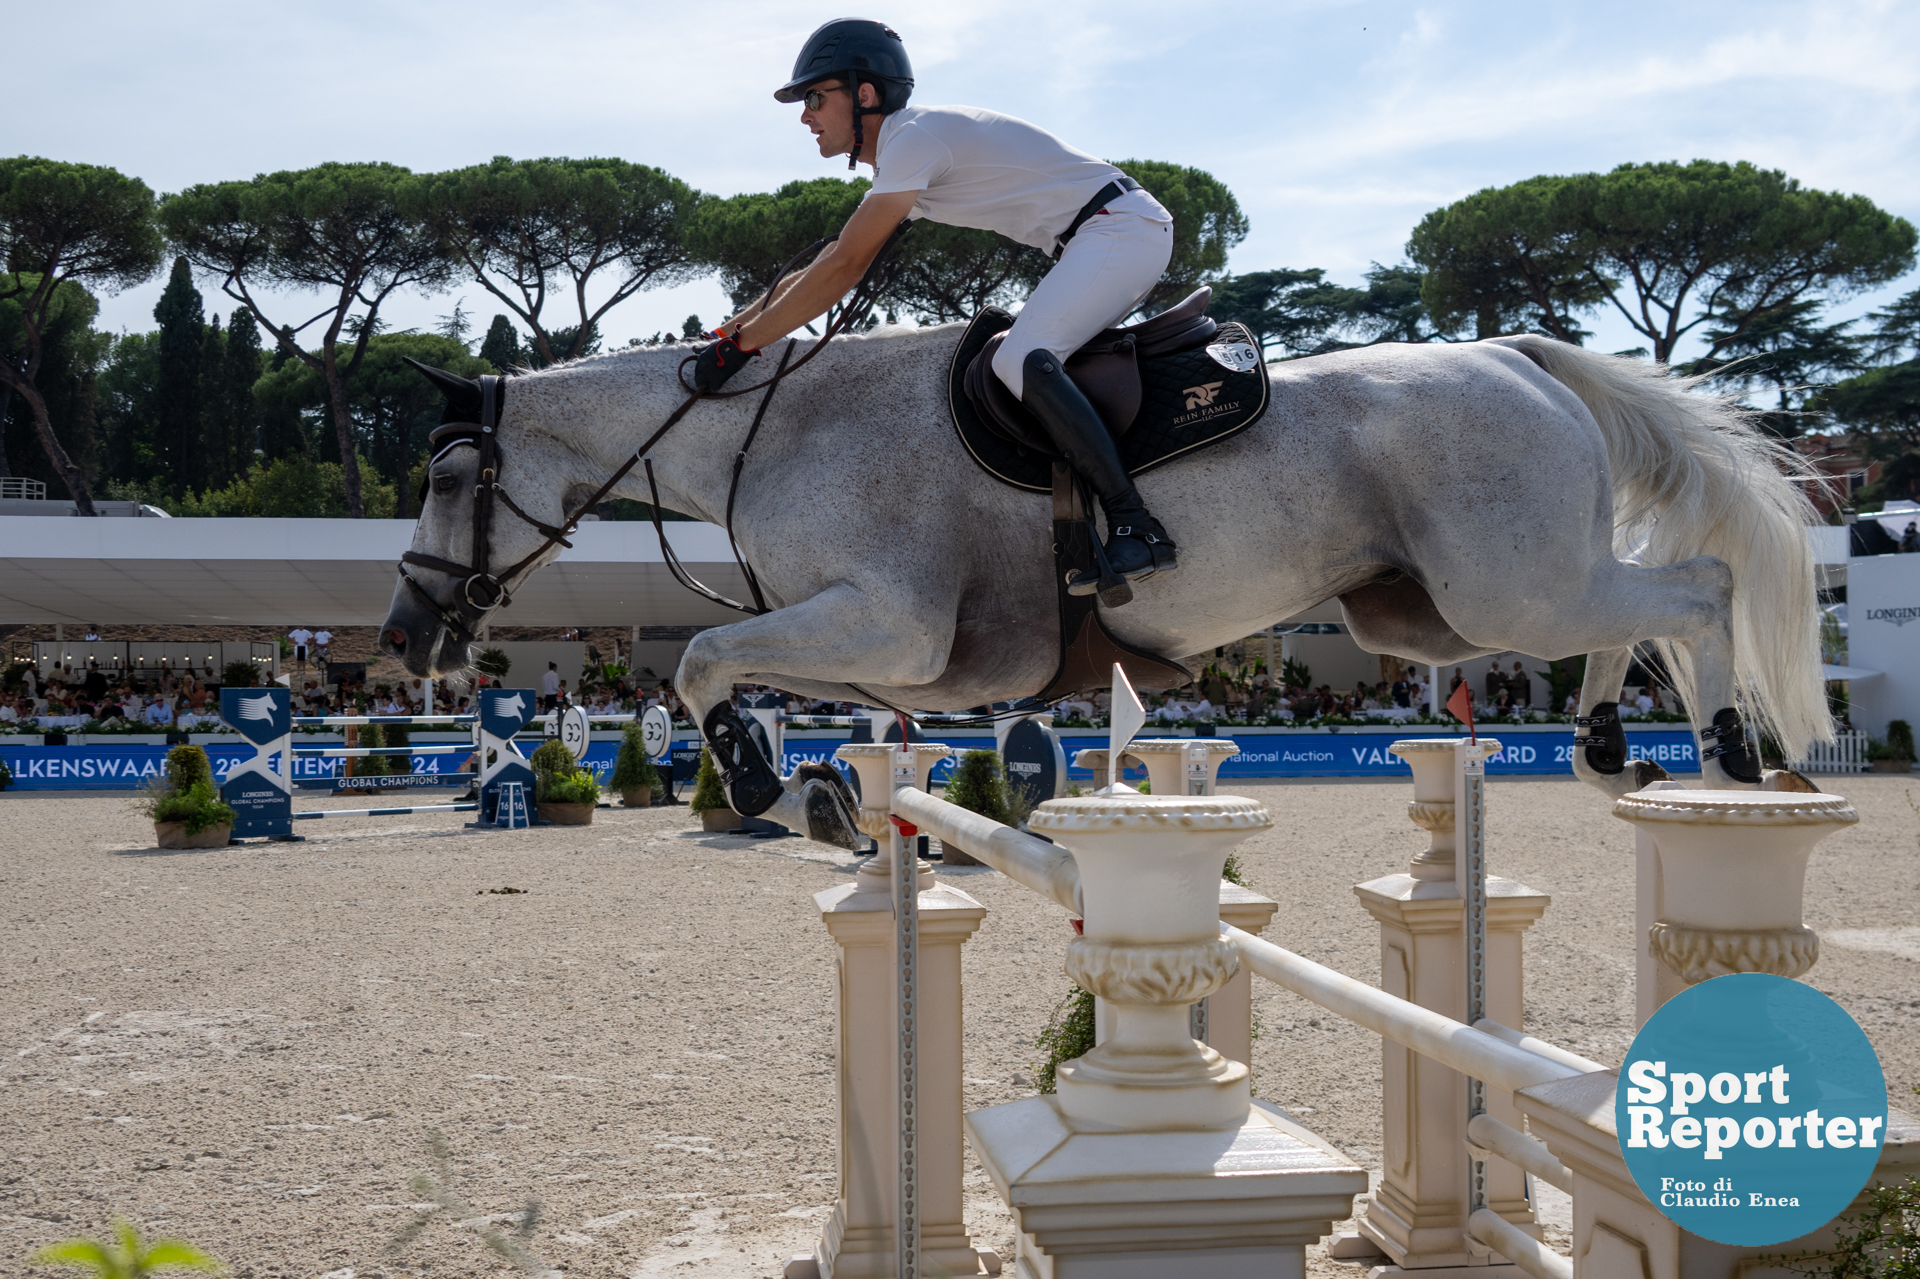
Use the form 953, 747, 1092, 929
1564, 690, 1580, 713
144, 696, 175, 727
0, 701, 16, 723
1633, 688, 1654, 714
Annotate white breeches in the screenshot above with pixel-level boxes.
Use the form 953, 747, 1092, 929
990, 187, 1174, 400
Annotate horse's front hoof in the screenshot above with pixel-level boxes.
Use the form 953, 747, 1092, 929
1762, 768, 1821, 793
790, 760, 858, 813
800, 779, 864, 851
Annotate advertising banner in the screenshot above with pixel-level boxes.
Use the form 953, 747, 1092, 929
0, 727, 1702, 790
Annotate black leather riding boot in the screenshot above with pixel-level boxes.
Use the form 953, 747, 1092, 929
1021, 349, 1177, 607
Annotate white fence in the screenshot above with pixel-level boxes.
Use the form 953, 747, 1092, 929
783, 716, 1909, 1279
1794, 729, 1868, 773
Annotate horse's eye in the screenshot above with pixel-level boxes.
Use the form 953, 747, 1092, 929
433, 474, 456, 495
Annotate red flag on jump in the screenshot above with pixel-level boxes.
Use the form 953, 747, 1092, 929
1445, 679, 1476, 743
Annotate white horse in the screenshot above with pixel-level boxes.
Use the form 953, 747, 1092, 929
383, 325, 1828, 846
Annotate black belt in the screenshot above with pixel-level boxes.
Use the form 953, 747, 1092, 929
1053, 176, 1143, 259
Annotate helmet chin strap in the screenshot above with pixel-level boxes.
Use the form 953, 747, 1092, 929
848, 70, 863, 170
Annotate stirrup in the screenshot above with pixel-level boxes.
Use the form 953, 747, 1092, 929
1066, 522, 1177, 606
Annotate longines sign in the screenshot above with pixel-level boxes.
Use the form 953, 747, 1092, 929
1862, 604, 1920, 628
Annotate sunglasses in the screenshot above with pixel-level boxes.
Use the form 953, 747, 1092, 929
802, 84, 849, 112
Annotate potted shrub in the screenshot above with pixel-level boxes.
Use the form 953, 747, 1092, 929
531, 739, 598, 825
689, 748, 738, 832
221, 659, 258, 689
1869, 720, 1915, 773
938, 750, 1011, 866
142, 743, 235, 848
354, 722, 394, 782
611, 721, 661, 807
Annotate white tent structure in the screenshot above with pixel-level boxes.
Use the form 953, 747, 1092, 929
0, 516, 751, 630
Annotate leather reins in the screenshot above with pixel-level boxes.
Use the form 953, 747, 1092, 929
397, 220, 914, 651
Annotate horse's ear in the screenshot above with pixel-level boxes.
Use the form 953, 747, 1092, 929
404, 358, 483, 422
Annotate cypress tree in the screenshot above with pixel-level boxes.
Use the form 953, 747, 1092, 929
152, 256, 203, 495
196, 313, 227, 491
223, 309, 264, 478
479, 314, 521, 372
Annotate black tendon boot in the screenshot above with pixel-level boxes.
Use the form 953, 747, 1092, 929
702, 701, 783, 816
1701, 707, 1763, 784
1021, 349, 1177, 608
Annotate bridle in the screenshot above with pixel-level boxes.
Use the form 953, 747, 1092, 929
396, 220, 916, 655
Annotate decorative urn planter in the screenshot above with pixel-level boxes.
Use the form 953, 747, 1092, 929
1611, 788, 1858, 997
1025, 792, 1273, 1132
621, 786, 652, 808
154, 821, 232, 849
541, 802, 595, 826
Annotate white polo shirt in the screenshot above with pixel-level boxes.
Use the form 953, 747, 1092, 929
868, 105, 1132, 253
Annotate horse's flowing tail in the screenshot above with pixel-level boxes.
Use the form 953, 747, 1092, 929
1493, 334, 1832, 758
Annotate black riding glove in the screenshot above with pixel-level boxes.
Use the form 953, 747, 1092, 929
693, 333, 758, 393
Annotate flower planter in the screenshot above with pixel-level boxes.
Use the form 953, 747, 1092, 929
1871, 758, 1914, 773
621, 786, 652, 808
154, 821, 232, 850
699, 808, 740, 832
541, 802, 594, 826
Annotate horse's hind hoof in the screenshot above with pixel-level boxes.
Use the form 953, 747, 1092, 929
1762, 768, 1821, 793
1573, 754, 1672, 799
800, 778, 864, 851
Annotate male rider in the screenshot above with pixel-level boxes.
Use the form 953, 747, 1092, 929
693, 18, 1179, 603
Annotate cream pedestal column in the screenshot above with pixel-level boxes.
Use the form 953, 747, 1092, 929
1612, 788, 1856, 1011
1355, 738, 1549, 1273
812, 742, 978, 1279
1507, 787, 1865, 1278
967, 794, 1367, 1279
814, 876, 986, 1279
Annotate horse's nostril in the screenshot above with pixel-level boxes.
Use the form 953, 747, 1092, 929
387, 628, 408, 650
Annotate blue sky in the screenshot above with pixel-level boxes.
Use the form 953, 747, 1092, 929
9, 0, 1918, 360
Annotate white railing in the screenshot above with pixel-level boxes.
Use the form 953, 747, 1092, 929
1, 476, 47, 500
1794, 729, 1867, 773
797, 670, 1874, 1279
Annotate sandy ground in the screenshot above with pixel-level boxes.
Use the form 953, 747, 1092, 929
1, 775, 1915, 1279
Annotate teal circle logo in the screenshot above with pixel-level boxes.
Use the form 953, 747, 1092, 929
1617, 973, 1886, 1246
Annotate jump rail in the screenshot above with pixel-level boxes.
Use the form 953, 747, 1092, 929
292, 714, 474, 726
291, 803, 477, 820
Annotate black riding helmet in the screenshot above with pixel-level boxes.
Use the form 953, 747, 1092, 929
774, 18, 914, 169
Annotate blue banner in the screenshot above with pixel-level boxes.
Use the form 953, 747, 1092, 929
1, 729, 1700, 791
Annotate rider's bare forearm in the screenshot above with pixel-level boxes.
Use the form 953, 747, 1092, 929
721, 267, 814, 333
731, 247, 864, 350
